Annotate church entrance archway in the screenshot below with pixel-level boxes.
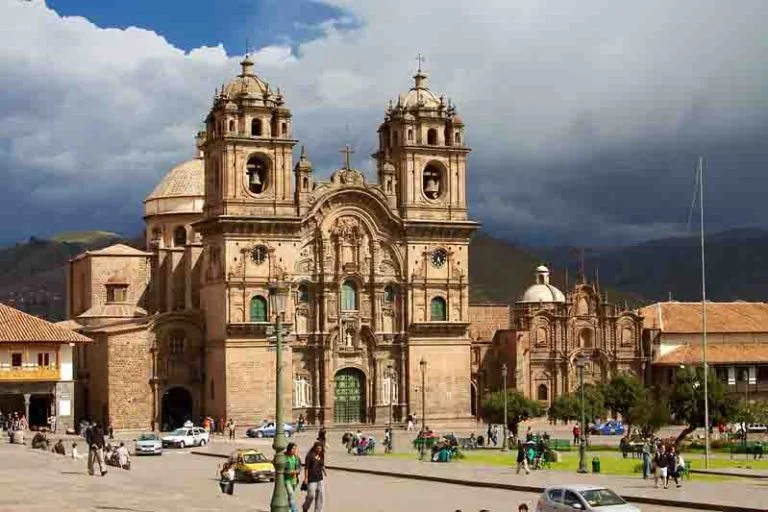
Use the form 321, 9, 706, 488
333, 368, 365, 424
161, 387, 193, 431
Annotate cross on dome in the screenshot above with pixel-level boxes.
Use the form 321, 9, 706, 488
339, 144, 354, 170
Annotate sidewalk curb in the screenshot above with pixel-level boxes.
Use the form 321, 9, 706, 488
690, 469, 768, 479
191, 451, 762, 512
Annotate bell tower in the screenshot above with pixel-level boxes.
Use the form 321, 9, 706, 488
202, 55, 297, 218
373, 63, 469, 221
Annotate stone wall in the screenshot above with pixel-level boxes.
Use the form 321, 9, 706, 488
468, 304, 511, 341
106, 328, 153, 430
407, 342, 472, 422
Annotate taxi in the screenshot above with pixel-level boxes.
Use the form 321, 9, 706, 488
232, 449, 275, 483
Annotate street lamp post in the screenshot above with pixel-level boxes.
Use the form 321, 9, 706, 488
576, 356, 588, 474
387, 363, 394, 453
501, 363, 508, 452
419, 358, 427, 461
269, 281, 290, 512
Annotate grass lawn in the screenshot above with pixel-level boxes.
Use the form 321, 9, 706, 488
379, 449, 766, 481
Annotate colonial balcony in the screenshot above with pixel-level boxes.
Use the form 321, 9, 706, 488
226, 322, 294, 339
0, 366, 60, 382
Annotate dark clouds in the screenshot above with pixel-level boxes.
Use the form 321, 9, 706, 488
1, 0, 767, 246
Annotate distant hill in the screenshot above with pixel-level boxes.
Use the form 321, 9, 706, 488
534, 228, 768, 303
0, 231, 138, 321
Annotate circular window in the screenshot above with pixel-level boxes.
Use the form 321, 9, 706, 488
251, 245, 268, 264
422, 163, 444, 200
245, 154, 269, 195
430, 249, 447, 268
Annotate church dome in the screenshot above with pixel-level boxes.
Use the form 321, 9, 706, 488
518, 264, 565, 304
518, 284, 566, 304
143, 156, 204, 217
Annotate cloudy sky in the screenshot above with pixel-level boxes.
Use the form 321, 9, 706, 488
1, 0, 766, 246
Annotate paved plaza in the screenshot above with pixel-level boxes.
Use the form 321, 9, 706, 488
0, 441, 706, 512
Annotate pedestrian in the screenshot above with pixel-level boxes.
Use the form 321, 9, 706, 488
108, 416, 114, 440
516, 440, 530, 475
317, 426, 327, 447
384, 428, 392, 453
87, 422, 107, 476
298, 414, 306, 433
302, 441, 326, 512
53, 439, 66, 455
218, 416, 225, 435
641, 440, 651, 480
665, 446, 679, 489
407, 414, 414, 431
219, 461, 235, 495
116, 442, 130, 469
285, 442, 302, 512
72, 442, 84, 460
675, 450, 685, 487
654, 445, 666, 488
227, 419, 236, 441
48, 414, 57, 434
572, 424, 580, 445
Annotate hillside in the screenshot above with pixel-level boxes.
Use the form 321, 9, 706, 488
0, 232, 134, 320
535, 228, 768, 303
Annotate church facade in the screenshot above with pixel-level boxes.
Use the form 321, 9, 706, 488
67, 57, 478, 430
483, 266, 648, 407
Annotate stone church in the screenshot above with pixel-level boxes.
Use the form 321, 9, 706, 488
480, 266, 647, 407
66, 56, 478, 430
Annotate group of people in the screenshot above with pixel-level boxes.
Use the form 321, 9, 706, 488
2, 411, 29, 433
645, 441, 685, 489
218, 440, 327, 512
341, 430, 376, 455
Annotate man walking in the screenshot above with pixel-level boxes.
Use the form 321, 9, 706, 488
641, 440, 651, 480
86, 422, 107, 476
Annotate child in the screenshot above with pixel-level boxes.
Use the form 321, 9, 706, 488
71, 442, 84, 460
219, 462, 235, 495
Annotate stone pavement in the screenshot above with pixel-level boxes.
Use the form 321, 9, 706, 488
0, 442, 698, 512
195, 440, 768, 512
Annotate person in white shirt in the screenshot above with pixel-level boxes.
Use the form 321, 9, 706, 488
116, 442, 130, 469
71, 443, 84, 460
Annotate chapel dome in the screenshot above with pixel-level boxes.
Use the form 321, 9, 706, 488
518, 284, 566, 304
398, 71, 443, 109
517, 265, 565, 304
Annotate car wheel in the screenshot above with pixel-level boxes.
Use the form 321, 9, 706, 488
199, 439, 207, 446
179, 441, 185, 449
256, 431, 263, 438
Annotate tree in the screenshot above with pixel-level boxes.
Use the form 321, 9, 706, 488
669, 366, 738, 446
603, 373, 644, 424
548, 394, 578, 424
482, 390, 543, 438
575, 383, 606, 424
625, 388, 670, 438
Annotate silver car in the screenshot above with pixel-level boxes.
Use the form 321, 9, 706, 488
134, 432, 163, 456
537, 485, 640, 511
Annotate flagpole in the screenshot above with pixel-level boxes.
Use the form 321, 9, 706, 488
699, 156, 710, 469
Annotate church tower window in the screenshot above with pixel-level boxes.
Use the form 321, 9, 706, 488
298, 284, 310, 303
173, 226, 187, 247
341, 281, 357, 311
537, 384, 548, 401
281, 122, 287, 136
250, 295, 268, 322
251, 118, 262, 136
427, 128, 438, 145
169, 331, 185, 356
246, 154, 269, 194
423, 163, 444, 200
384, 285, 396, 303
106, 285, 128, 303
430, 297, 447, 321
407, 129, 413, 141
228, 119, 235, 132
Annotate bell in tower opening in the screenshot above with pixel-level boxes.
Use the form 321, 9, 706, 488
246, 154, 269, 194
423, 163, 442, 200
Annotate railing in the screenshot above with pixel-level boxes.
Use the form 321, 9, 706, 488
0, 366, 60, 381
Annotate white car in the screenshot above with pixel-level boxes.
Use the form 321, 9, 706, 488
161, 427, 209, 448
537, 485, 640, 511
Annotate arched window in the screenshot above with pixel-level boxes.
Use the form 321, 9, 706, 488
293, 376, 312, 407
579, 328, 593, 349
455, 132, 461, 144
430, 297, 447, 321
536, 327, 548, 346
341, 281, 357, 311
169, 331, 185, 356
251, 118, 262, 136
302, 177, 309, 190
250, 295, 268, 322
246, 154, 269, 194
383, 372, 399, 405
407, 129, 413, 141
298, 284, 310, 303
384, 285, 396, 303
173, 226, 187, 247
427, 128, 438, 145
281, 122, 287, 136
537, 384, 548, 401
228, 119, 235, 132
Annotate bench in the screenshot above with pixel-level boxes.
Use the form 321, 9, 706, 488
549, 439, 571, 452
730, 442, 765, 458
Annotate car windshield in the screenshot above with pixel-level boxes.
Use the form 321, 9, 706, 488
138, 434, 158, 441
170, 429, 188, 436
242, 453, 268, 464
579, 489, 626, 507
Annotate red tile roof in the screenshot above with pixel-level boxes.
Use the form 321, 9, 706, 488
654, 343, 768, 365
639, 302, 768, 333
0, 303, 91, 344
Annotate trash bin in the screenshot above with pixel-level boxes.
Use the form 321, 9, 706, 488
592, 456, 601, 473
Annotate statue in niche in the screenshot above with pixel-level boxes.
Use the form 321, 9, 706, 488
345, 329, 353, 347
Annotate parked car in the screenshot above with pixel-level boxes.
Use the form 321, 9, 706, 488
231, 449, 275, 482
536, 485, 640, 511
246, 422, 294, 438
162, 427, 209, 448
590, 420, 625, 436
134, 432, 163, 456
